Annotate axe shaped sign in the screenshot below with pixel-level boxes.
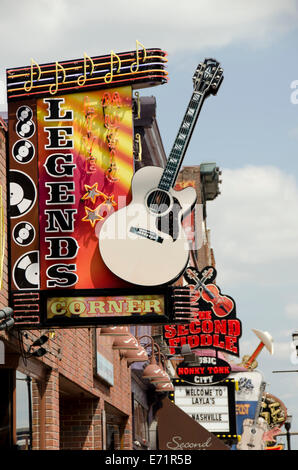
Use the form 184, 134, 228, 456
242, 329, 274, 369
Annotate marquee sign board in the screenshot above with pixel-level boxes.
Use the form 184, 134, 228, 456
164, 266, 242, 357
6, 46, 168, 328
170, 379, 237, 439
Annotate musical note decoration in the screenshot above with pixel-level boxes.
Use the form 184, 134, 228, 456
130, 40, 147, 73
77, 53, 95, 86
104, 50, 121, 84
49, 61, 66, 95
6, 42, 168, 100
24, 58, 42, 92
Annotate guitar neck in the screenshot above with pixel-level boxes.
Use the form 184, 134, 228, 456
253, 382, 266, 427
158, 90, 206, 191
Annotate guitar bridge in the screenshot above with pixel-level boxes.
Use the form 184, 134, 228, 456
130, 226, 163, 243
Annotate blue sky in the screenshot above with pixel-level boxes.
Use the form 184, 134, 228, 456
1, 0, 298, 450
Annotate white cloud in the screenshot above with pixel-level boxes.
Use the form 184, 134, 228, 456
0, 0, 297, 61
285, 303, 298, 319
207, 165, 298, 284
1, 0, 297, 110
273, 341, 292, 361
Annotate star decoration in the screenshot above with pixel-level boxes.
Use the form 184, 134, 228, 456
101, 194, 117, 211
82, 183, 103, 204
81, 206, 103, 227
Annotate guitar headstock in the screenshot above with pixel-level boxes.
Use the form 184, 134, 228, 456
193, 58, 223, 96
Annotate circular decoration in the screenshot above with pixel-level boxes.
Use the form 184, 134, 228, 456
15, 106, 35, 139
13, 251, 40, 290
12, 139, 35, 164
13, 222, 36, 246
9, 170, 37, 218
16, 106, 33, 122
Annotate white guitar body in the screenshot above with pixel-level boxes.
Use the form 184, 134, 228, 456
99, 166, 197, 286
237, 417, 268, 451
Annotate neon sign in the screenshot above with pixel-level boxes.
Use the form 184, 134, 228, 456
6, 44, 168, 100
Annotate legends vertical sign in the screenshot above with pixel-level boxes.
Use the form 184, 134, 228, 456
7, 47, 168, 325
37, 89, 134, 290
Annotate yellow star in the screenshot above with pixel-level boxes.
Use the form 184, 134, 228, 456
82, 183, 102, 204
101, 194, 117, 211
81, 206, 103, 228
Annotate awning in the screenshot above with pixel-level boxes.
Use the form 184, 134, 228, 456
156, 397, 229, 451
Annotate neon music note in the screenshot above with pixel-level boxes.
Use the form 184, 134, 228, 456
24, 58, 42, 92
104, 50, 121, 84
77, 52, 95, 86
130, 40, 147, 73
49, 62, 66, 95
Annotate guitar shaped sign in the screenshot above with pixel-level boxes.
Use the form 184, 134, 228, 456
237, 382, 268, 451
99, 59, 223, 286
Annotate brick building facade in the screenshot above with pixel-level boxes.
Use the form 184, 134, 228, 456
0, 95, 221, 450
0, 96, 169, 450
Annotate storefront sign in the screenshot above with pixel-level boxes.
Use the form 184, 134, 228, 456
46, 292, 164, 320
260, 393, 287, 429
230, 370, 262, 437
96, 352, 114, 386
176, 355, 231, 385
6, 45, 168, 328
9, 88, 134, 294
157, 397, 229, 450
37, 287, 174, 327
164, 266, 242, 357
170, 380, 237, 438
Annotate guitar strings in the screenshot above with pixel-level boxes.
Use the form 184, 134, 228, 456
152, 62, 220, 211
149, 93, 200, 212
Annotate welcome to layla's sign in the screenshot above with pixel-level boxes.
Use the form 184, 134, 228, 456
7, 45, 168, 327
164, 266, 242, 356
170, 380, 237, 438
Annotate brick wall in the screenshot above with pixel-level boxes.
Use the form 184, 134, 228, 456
0, 123, 8, 311
27, 328, 132, 450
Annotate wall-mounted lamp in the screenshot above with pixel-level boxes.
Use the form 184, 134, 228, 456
26, 334, 49, 358
112, 333, 139, 351
155, 381, 174, 392
138, 335, 171, 386
100, 326, 130, 336
0, 307, 14, 331
125, 345, 149, 365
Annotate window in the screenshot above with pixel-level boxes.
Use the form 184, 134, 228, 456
16, 372, 32, 450
133, 399, 149, 446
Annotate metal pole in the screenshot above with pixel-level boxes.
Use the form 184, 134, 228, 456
286, 429, 291, 451
26, 376, 32, 450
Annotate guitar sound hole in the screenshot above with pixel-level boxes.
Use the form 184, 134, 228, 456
147, 190, 171, 215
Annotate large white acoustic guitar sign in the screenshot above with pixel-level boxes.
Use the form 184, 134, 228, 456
99, 59, 223, 286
